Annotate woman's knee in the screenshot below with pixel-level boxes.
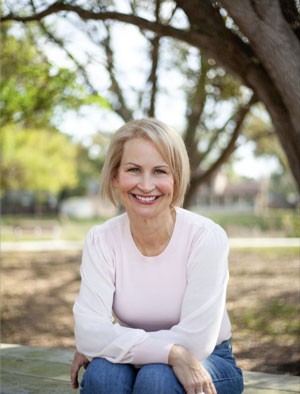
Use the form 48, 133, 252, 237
213, 376, 244, 394
201, 356, 244, 394
80, 358, 135, 394
133, 364, 185, 394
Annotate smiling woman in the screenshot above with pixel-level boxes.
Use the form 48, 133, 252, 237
71, 119, 244, 394
113, 138, 174, 219
100, 119, 190, 208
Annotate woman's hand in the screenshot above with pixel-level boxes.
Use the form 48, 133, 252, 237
70, 351, 90, 389
169, 345, 217, 394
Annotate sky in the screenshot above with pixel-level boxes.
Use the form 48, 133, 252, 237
38, 7, 280, 180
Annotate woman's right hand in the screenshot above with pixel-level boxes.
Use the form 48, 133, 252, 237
70, 351, 90, 389
168, 345, 217, 394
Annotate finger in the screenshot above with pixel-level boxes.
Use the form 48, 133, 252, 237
205, 379, 216, 394
204, 382, 215, 394
210, 381, 217, 394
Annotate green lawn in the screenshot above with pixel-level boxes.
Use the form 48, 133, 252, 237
1, 208, 299, 241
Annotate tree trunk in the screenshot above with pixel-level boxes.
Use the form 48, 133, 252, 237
219, 0, 300, 190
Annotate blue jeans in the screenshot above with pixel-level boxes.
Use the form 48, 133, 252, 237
80, 339, 244, 394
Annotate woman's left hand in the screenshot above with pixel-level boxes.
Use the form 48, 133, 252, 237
169, 345, 217, 394
70, 351, 90, 389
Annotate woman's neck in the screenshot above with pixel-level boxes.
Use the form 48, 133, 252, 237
128, 207, 176, 257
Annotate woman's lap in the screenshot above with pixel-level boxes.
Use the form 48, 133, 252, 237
80, 339, 244, 394
80, 358, 136, 394
80, 361, 184, 394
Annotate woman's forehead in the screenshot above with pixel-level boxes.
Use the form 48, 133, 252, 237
121, 137, 168, 163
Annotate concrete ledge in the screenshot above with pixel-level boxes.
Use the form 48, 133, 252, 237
1, 344, 299, 393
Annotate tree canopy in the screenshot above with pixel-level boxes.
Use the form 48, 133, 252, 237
1, 0, 299, 196
1, 126, 78, 194
0, 23, 107, 128
0, 23, 107, 197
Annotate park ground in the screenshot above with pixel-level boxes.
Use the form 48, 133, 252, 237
1, 246, 299, 376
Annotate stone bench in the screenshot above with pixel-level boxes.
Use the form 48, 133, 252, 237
1, 344, 299, 393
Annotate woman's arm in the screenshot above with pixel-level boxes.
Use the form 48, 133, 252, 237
73, 227, 151, 363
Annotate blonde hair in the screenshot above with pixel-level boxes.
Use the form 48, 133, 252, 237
100, 118, 190, 207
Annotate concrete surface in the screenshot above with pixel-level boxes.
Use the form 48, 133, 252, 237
1, 344, 299, 393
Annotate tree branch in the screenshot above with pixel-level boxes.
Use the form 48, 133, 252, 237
184, 56, 208, 167
38, 21, 98, 94
0, 1, 257, 80
101, 25, 133, 122
192, 94, 257, 184
147, 0, 161, 117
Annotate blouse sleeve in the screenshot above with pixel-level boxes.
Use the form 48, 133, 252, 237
132, 223, 230, 364
73, 228, 171, 363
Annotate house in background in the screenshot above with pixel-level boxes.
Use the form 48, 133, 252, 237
190, 171, 268, 213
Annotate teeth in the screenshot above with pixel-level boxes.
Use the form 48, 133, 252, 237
135, 195, 157, 202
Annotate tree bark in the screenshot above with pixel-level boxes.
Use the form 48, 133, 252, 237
220, 0, 300, 133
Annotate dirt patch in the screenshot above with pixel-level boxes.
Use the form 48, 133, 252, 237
1, 248, 299, 375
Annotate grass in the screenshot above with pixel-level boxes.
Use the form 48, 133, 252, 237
1, 215, 106, 241
229, 247, 299, 258
202, 209, 299, 237
1, 208, 299, 241
227, 247, 300, 375
239, 299, 299, 338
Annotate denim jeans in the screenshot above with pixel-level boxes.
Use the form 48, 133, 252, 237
80, 339, 244, 394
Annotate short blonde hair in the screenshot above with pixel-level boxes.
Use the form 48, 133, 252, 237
100, 118, 190, 207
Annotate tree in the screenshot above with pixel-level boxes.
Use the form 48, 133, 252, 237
0, 22, 109, 202
1, 126, 78, 194
1, 0, 299, 194
0, 22, 107, 129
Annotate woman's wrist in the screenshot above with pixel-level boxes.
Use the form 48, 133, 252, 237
168, 344, 187, 365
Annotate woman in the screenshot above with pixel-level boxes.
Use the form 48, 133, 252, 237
71, 119, 244, 394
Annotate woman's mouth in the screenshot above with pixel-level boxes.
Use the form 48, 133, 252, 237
131, 194, 161, 204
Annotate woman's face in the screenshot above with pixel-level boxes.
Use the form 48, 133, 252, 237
112, 137, 175, 220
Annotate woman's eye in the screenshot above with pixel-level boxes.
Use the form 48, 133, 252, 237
155, 169, 166, 174
128, 168, 139, 173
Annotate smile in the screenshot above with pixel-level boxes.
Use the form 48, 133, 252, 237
131, 194, 161, 203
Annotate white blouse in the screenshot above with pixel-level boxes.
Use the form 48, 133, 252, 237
73, 207, 232, 365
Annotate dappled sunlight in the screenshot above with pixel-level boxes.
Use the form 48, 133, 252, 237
227, 248, 299, 375
1, 248, 299, 375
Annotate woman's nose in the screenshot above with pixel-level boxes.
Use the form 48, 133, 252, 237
138, 174, 154, 193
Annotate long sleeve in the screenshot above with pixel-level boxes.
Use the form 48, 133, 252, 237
133, 224, 230, 364
73, 228, 163, 363
74, 214, 231, 365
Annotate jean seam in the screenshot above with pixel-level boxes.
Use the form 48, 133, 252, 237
212, 376, 243, 382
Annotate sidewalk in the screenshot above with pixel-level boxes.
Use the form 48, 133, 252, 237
1, 238, 299, 252
1, 240, 83, 252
